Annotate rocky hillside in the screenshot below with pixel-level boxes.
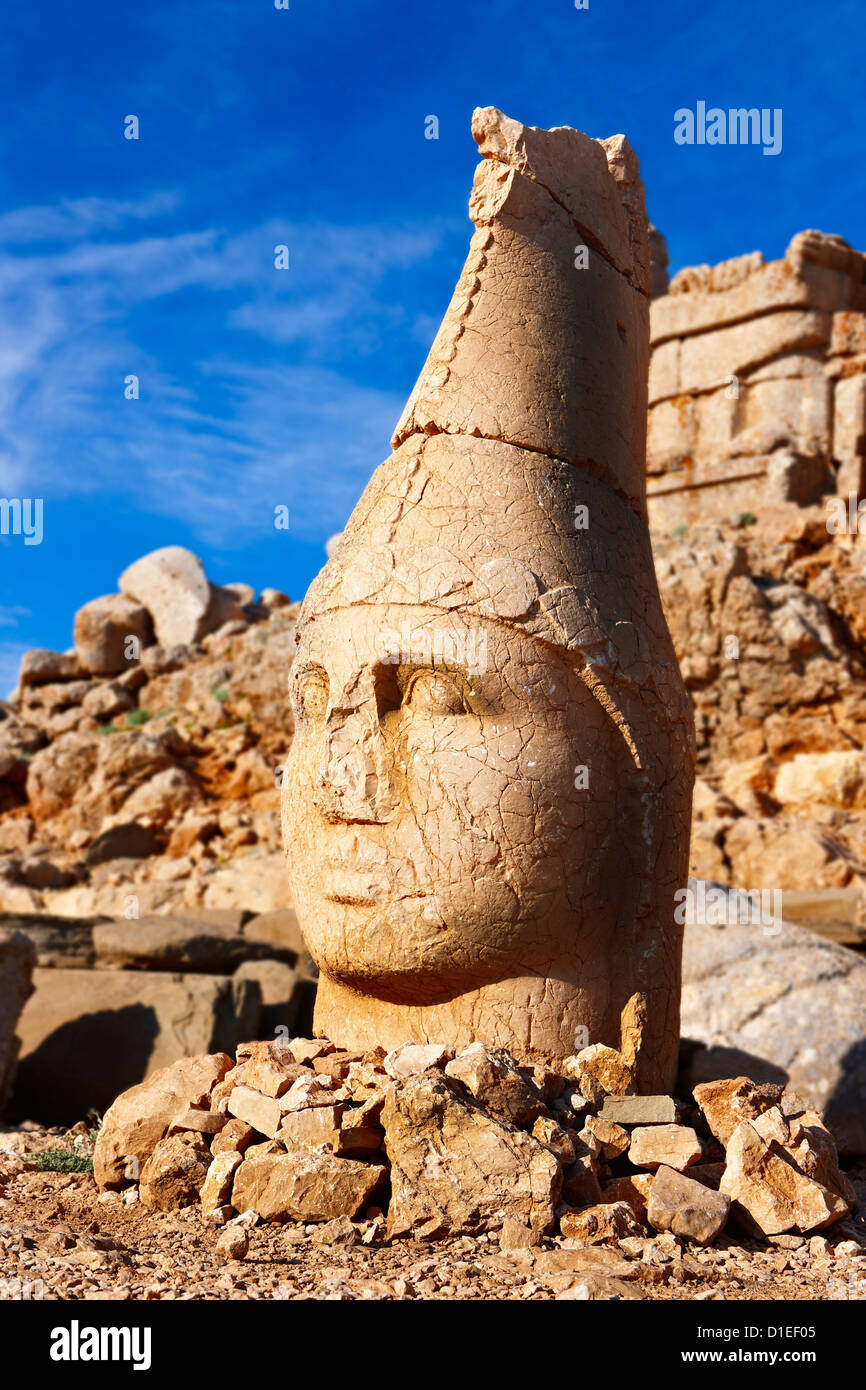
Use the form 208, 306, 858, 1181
0, 547, 298, 920
2, 513, 866, 915
656, 503, 866, 893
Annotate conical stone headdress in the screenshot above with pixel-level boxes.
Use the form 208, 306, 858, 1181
299, 107, 692, 774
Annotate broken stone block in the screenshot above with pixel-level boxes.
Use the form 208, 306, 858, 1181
561, 1156, 603, 1209
600, 1175, 654, 1222
0, 928, 35, 1114
94, 1052, 232, 1190
384, 1042, 454, 1077
310, 1215, 359, 1247
598, 1094, 678, 1125
140, 1133, 212, 1210
499, 1216, 542, 1251
382, 1072, 561, 1239
443, 1044, 546, 1126
562, 1044, 633, 1099
14, 968, 258, 1124
628, 1124, 702, 1171
720, 1118, 852, 1236
277, 1104, 346, 1153
647, 1164, 730, 1246
693, 1076, 785, 1144
560, 1201, 644, 1245
227, 1085, 283, 1139
581, 1114, 630, 1160
200, 1151, 243, 1213
73, 593, 154, 676
215, 1226, 249, 1262
210, 1118, 256, 1157
231, 1151, 386, 1223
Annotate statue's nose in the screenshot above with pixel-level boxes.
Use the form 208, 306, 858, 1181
314, 695, 395, 825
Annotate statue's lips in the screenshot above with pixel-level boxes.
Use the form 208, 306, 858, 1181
322, 867, 390, 906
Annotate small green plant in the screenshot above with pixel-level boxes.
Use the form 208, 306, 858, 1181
34, 1148, 93, 1174
212, 685, 230, 704
673, 524, 688, 538
97, 723, 118, 736
125, 707, 152, 726
740, 510, 757, 526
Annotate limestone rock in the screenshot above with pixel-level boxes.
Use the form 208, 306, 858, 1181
647, 1164, 731, 1245
215, 1226, 249, 1262
211, 1118, 256, 1156
720, 1116, 852, 1236
200, 1151, 243, 1213
628, 1124, 702, 1171
600, 1175, 654, 1222
73, 594, 154, 676
562, 1044, 633, 1099
119, 547, 244, 648
682, 907, 866, 1153
139, 1132, 212, 1210
599, 1094, 678, 1125
384, 1042, 454, 1078
18, 650, 81, 687
92, 1052, 232, 1189
444, 1044, 546, 1126
231, 1151, 386, 1223
693, 1076, 784, 1145
382, 1072, 561, 1239
0, 928, 36, 1112
560, 1201, 643, 1245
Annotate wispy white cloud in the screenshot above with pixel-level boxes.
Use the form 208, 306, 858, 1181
0, 194, 451, 540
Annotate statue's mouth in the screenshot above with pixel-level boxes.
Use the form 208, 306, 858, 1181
322, 867, 390, 906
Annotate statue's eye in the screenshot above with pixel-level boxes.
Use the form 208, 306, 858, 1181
404, 670, 467, 716
294, 667, 329, 724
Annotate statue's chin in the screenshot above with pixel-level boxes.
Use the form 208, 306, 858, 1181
300, 905, 519, 1007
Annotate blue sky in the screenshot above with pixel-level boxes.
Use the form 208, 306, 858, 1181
1, 0, 864, 692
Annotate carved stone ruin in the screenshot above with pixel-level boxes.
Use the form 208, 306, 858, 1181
282, 108, 695, 1093
647, 230, 866, 530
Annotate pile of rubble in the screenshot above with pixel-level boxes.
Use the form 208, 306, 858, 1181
92, 1037, 857, 1258
0, 545, 298, 921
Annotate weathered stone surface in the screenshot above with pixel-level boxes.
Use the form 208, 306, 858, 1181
18, 650, 81, 688
581, 1114, 630, 1159
628, 1124, 702, 1171
682, 908, 866, 1153
140, 1132, 211, 1210
0, 929, 35, 1112
599, 1094, 678, 1125
562, 1044, 633, 1099
231, 1151, 386, 1223
93, 1052, 231, 1189
277, 1104, 346, 1153
210, 1117, 256, 1157
693, 1076, 784, 1145
74, 594, 154, 676
600, 1175, 653, 1222
560, 1201, 643, 1245
15, 969, 256, 1124
227, 1086, 283, 1140
444, 1044, 546, 1125
384, 1042, 454, 1077
282, 109, 693, 1086
382, 1073, 561, 1239
200, 1150, 243, 1213
720, 1116, 852, 1235
119, 547, 244, 648
91, 917, 276, 973
647, 1164, 730, 1245
215, 1226, 249, 1262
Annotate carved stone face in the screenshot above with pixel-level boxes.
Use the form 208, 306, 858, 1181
282, 602, 631, 1006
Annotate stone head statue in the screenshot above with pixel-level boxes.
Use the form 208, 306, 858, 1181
282, 108, 695, 1091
